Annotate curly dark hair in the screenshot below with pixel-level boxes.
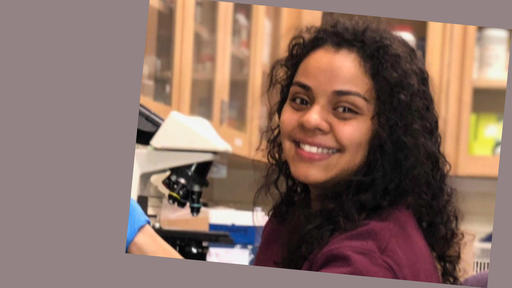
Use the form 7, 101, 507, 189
255, 18, 462, 284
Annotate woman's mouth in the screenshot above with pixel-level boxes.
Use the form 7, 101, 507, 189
293, 141, 340, 160
297, 142, 339, 154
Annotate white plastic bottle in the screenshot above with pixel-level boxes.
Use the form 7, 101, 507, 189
478, 28, 510, 80
392, 25, 417, 49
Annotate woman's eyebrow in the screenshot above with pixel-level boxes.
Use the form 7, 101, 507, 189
333, 89, 370, 103
291, 81, 312, 92
292, 80, 370, 103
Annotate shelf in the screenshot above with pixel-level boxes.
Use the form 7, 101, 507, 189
473, 78, 508, 90
192, 72, 214, 80
230, 76, 249, 82
456, 154, 501, 178
153, 72, 173, 81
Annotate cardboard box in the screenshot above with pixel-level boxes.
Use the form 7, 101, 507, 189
158, 200, 209, 231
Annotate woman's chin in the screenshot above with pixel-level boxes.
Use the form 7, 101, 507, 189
291, 170, 349, 192
292, 173, 331, 187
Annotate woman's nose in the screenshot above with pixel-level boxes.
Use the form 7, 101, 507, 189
299, 105, 330, 133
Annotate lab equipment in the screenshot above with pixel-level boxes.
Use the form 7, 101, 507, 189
132, 104, 232, 216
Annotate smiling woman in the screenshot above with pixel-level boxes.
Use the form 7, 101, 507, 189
253, 18, 462, 285
280, 48, 375, 204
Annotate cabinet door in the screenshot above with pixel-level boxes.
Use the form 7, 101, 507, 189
454, 26, 508, 177
215, 2, 262, 156
140, 0, 184, 118
178, 0, 221, 123
226, 3, 252, 133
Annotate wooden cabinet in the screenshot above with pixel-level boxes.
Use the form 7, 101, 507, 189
139, 2, 507, 178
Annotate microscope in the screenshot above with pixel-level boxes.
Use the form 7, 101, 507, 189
132, 105, 236, 259
132, 104, 232, 217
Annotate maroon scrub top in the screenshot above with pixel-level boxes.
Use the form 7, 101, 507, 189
254, 207, 441, 283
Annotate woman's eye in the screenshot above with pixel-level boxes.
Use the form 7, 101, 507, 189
335, 106, 356, 114
290, 96, 309, 106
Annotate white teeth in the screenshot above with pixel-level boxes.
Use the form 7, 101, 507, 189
299, 143, 338, 154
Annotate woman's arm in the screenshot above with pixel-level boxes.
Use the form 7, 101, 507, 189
126, 198, 183, 259
127, 224, 183, 259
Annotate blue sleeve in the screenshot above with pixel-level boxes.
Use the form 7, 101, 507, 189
126, 198, 151, 252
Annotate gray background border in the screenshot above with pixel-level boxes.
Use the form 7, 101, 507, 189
1, 0, 510, 287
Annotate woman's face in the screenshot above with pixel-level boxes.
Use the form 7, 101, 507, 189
280, 47, 376, 194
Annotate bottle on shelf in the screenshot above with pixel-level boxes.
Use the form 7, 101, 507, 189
469, 113, 503, 156
391, 25, 417, 49
477, 28, 510, 81
233, 7, 250, 58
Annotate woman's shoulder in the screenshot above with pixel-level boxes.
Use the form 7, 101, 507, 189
307, 207, 441, 282
322, 207, 416, 254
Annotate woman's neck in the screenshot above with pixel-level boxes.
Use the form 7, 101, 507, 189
308, 185, 322, 211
